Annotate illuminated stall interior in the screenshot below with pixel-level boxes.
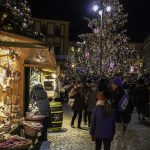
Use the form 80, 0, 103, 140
0, 31, 56, 133
29, 68, 58, 98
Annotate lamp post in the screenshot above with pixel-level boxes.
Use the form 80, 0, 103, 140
99, 9, 103, 76
93, 0, 111, 76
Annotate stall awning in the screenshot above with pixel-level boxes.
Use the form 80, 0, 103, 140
0, 31, 56, 69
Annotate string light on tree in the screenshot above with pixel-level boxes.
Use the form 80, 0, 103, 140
0, 0, 33, 34
66, 0, 138, 77
22, 22, 28, 28
106, 6, 111, 12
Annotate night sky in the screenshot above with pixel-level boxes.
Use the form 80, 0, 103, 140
28, 0, 150, 42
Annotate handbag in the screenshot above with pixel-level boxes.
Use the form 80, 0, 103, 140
68, 98, 75, 107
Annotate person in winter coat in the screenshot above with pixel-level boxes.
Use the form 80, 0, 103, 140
86, 83, 97, 127
30, 83, 51, 141
90, 90, 115, 150
147, 83, 150, 117
69, 84, 85, 129
133, 78, 149, 120
83, 79, 92, 125
111, 77, 133, 135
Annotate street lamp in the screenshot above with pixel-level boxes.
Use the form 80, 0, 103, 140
92, 1, 112, 76
93, 5, 99, 12
106, 6, 111, 12
98, 10, 103, 16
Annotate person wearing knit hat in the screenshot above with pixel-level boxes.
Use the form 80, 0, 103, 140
111, 76, 133, 140
112, 77, 123, 87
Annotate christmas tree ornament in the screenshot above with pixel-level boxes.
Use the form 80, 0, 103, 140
0, 0, 33, 34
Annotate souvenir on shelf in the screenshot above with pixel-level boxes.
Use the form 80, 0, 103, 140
0, 135, 32, 149
29, 101, 41, 115
26, 101, 44, 122
0, 49, 22, 134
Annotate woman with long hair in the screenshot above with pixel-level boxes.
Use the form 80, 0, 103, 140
90, 90, 115, 150
69, 83, 85, 129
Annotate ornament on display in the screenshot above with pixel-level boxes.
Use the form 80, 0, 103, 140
24, 18, 27, 22
22, 22, 28, 28
0, 0, 33, 35
77, 48, 81, 52
3, 14, 7, 19
13, 6, 17, 10
110, 62, 115, 69
130, 66, 134, 73
20, 12, 23, 16
94, 28, 99, 33
27, 8, 31, 12
71, 47, 74, 52
6, 3, 10, 8
85, 52, 90, 58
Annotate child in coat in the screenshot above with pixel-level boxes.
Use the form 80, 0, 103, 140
90, 90, 115, 150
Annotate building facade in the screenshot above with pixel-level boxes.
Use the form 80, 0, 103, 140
144, 36, 150, 73
33, 18, 69, 55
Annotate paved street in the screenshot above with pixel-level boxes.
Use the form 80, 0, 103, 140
40, 107, 150, 150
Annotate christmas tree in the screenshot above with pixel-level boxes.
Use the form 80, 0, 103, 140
0, 0, 33, 34
68, 0, 138, 78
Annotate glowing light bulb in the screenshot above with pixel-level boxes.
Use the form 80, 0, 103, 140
98, 10, 103, 16
106, 6, 111, 12
93, 5, 99, 12
52, 73, 57, 79
72, 64, 75, 68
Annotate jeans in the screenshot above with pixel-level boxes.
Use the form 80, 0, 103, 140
96, 139, 112, 150
71, 110, 82, 127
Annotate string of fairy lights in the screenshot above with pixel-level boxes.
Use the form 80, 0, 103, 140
0, 0, 32, 33
66, 0, 139, 78
0, 0, 45, 40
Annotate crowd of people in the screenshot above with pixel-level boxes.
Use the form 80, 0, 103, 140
63, 75, 150, 150
29, 74, 150, 149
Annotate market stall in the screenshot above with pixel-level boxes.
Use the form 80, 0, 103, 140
0, 31, 56, 149
29, 68, 58, 98
0, 42, 23, 136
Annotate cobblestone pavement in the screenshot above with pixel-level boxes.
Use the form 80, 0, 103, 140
40, 107, 150, 150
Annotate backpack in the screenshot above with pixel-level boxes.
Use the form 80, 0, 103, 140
118, 92, 129, 112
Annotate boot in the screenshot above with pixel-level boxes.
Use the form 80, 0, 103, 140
71, 124, 75, 128
123, 124, 127, 136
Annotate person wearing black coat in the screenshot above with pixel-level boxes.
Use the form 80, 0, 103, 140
69, 85, 85, 129
30, 83, 51, 141
133, 79, 149, 120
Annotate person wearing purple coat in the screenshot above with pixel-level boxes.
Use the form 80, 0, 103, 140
90, 91, 116, 150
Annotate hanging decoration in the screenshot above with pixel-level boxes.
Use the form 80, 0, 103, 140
0, 48, 21, 134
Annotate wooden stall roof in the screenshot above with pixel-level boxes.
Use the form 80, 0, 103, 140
0, 31, 56, 69
0, 31, 44, 44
